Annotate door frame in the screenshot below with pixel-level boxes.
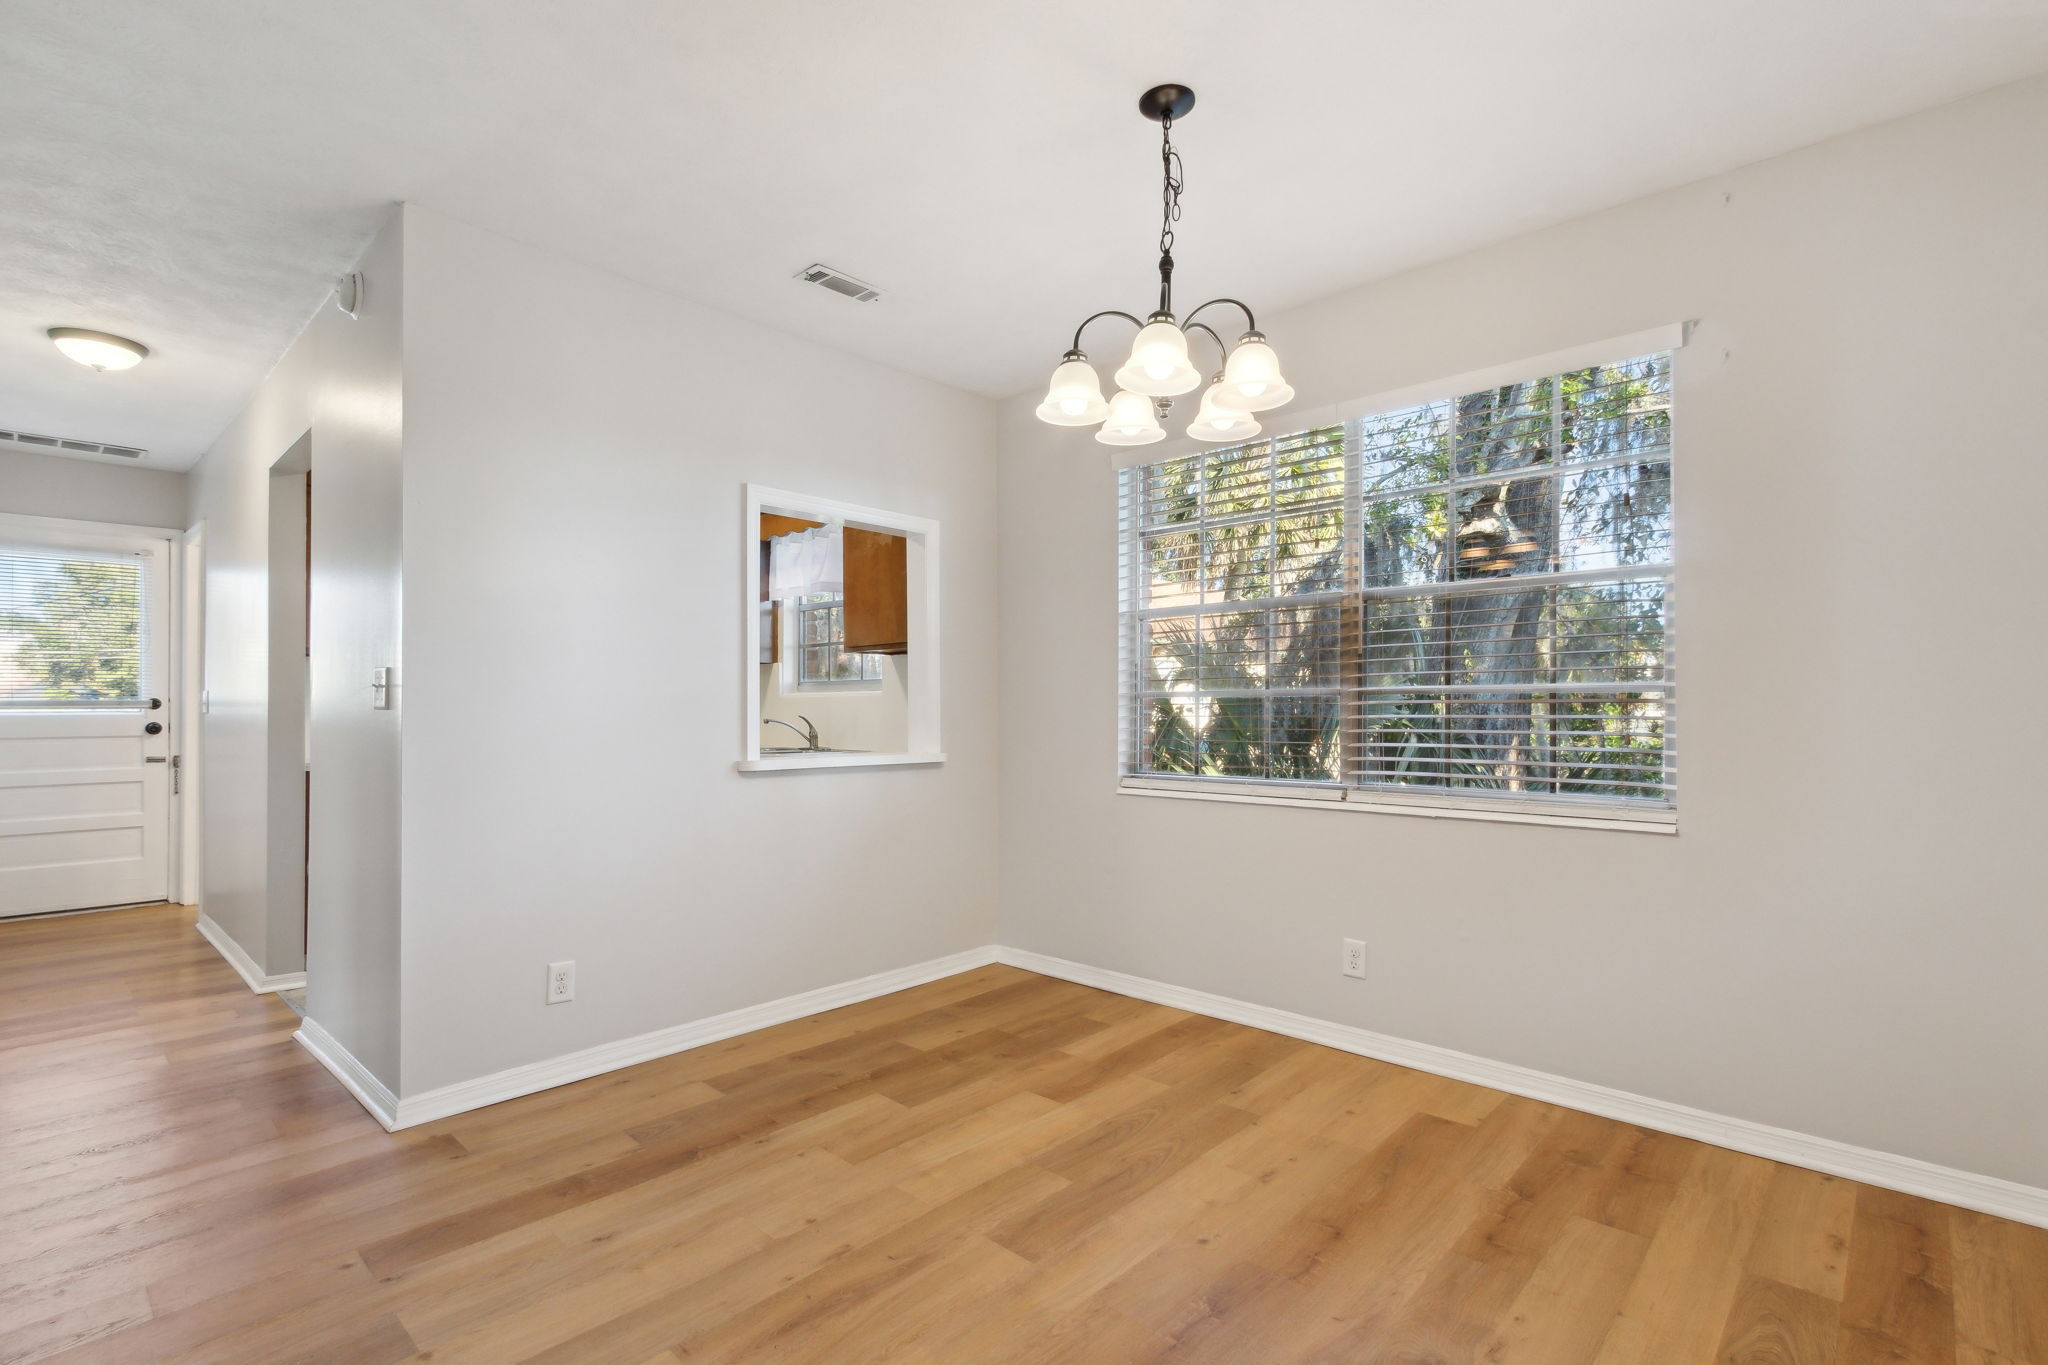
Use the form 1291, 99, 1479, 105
178, 522, 205, 906
0, 510, 185, 911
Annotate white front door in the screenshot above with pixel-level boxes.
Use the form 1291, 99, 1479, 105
0, 518, 174, 918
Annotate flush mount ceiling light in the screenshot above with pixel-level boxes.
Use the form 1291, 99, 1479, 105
1037, 85, 1294, 447
48, 328, 149, 372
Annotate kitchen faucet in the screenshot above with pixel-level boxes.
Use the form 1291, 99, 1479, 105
762, 715, 821, 751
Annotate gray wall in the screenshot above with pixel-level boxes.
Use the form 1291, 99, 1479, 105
394, 208, 1001, 1095
186, 210, 404, 1085
0, 447, 186, 529
997, 76, 2048, 1188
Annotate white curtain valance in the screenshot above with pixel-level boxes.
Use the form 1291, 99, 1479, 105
767, 524, 844, 601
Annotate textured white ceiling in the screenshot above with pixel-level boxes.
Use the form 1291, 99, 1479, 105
6, 1, 2048, 471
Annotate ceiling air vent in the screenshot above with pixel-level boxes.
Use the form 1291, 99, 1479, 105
795, 263, 881, 303
0, 427, 147, 459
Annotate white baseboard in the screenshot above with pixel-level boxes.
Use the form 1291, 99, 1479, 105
195, 913, 307, 995
271, 933, 2047, 1230
293, 1018, 399, 1130
386, 945, 1002, 1129
996, 946, 2048, 1231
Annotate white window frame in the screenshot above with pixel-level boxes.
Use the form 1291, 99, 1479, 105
738, 485, 943, 772
1111, 325, 1686, 834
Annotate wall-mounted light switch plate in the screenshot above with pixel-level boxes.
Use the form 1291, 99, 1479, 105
1342, 939, 1368, 980
547, 960, 575, 1004
371, 667, 392, 710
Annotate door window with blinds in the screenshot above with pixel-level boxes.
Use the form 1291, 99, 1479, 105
1118, 349, 1673, 821
0, 539, 158, 707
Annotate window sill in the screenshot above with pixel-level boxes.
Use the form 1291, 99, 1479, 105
735, 751, 946, 773
1116, 781, 1676, 835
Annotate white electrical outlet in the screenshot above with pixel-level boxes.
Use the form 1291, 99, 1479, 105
546, 960, 575, 1004
1342, 938, 1368, 980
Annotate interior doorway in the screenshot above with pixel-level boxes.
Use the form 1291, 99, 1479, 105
267, 436, 311, 1011
0, 512, 178, 918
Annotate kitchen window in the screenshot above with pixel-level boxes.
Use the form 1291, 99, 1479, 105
793, 594, 883, 687
1117, 344, 1675, 826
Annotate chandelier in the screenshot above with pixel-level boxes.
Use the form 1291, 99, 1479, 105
1036, 84, 1293, 447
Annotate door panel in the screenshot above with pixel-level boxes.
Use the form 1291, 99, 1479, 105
0, 777, 142, 820
0, 712, 169, 913
0, 734, 142, 772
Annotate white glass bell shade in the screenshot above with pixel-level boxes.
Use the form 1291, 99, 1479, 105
1186, 383, 1263, 443
48, 328, 148, 372
1216, 336, 1293, 411
1095, 390, 1166, 446
1034, 357, 1109, 426
1112, 321, 1202, 397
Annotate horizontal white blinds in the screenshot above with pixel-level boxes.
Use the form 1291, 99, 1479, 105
1119, 351, 1674, 810
0, 542, 155, 706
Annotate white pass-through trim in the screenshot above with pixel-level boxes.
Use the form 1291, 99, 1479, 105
734, 751, 947, 773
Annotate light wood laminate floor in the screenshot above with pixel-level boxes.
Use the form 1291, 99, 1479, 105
2, 903, 2043, 1363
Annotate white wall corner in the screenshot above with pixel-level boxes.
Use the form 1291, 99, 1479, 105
994, 946, 2048, 1232
195, 913, 307, 995
386, 944, 1003, 1129
293, 1018, 400, 1130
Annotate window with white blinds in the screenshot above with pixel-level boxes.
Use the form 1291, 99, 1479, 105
0, 541, 156, 706
1118, 350, 1674, 818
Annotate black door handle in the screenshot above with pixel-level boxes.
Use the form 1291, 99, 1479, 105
144, 721, 163, 735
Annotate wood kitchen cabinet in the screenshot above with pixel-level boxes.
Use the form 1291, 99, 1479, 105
759, 513, 823, 543
757, 514, 822, 663
842, 528, 908, 655
758, 515, 906, 656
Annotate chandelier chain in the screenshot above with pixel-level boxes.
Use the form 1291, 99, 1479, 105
1158, 114, 1184, 307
